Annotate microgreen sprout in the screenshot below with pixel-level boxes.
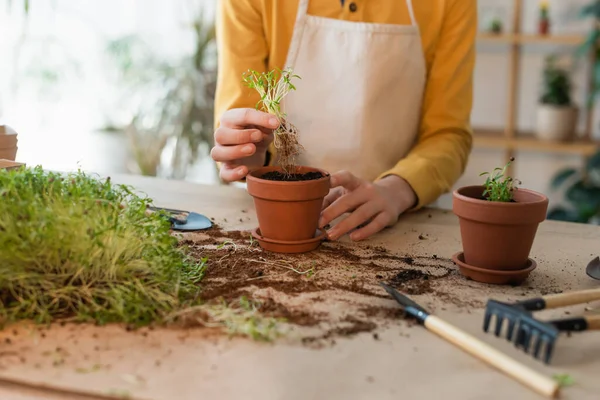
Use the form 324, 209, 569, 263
479, 157, 521, 202
553, 373, 575, 387
242, 68, 303, 176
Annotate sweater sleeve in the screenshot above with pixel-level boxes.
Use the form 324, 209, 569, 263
376, 0, 477, 210
214, 0, 268, 130
213, 0, 273, 177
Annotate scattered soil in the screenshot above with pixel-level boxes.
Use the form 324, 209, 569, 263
260, 171, 324, 181
172, 223, 477, 346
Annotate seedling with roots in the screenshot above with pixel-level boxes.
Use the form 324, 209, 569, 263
243, 68, 303, 176
480, 157, 521, 202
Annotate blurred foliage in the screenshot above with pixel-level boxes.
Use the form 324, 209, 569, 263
105, 11, 217, 179
5, 0, 29, 14
548, 152, 600, 224
546, 1, 600, 225
576, 1, 600, 106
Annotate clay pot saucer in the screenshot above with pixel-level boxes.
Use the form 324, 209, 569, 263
452, 252, 536, 285
251, 227, 326, 254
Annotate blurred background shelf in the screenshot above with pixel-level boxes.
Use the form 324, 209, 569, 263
478, 32, 587, 45
473, 0, 599, 176
473, 128, 599, 156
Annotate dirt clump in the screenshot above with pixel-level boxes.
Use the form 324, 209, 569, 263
389, 269, 432, 295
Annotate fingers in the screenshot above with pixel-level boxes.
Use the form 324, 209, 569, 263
211, 142, 257, 162
214, 127, 269, 146
320, 184, 372, 228
326, 201, 379, 241
220, 108, 280, 130
219, 163, 248, 182
330, 170, 362, 191
349, 212, 392, 241
321, 187, 343, 211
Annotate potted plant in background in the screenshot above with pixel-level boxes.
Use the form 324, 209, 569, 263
547, 151, 600, 225
535, 56, 578, 142
488, 17, 503, 34
452, 158, 549, 285
243, 68, 330, 254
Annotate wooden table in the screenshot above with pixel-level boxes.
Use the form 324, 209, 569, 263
0, 174, 598, 400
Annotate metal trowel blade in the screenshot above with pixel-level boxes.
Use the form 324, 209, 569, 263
586, 256, 600, 281
171, 212, 212, 231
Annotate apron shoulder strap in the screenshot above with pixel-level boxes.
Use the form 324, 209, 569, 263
405, 0, 417, 26
286, 0, 310, 69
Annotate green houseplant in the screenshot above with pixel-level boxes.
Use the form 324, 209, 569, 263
547, 151, 600, 224
535, 56, 578, 142
452, 158, 549, 284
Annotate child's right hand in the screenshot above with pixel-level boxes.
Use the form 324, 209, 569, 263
211, 108, 279, 182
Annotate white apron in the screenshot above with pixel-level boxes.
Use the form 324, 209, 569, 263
281, 0, 426, 182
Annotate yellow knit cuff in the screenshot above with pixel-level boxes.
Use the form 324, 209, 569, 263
376, 157, 443, 212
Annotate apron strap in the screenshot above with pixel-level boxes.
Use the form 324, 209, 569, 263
285, 0, 310, 69
405, 0, 417, 26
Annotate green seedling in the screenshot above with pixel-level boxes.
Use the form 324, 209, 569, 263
167, 295, 285, 341
0, 166, 206, 328
553, 373, 575, 387
479, 157, 520, 202
243, 67, 303, 176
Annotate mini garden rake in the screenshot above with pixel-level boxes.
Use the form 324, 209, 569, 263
483, 288, 600, 364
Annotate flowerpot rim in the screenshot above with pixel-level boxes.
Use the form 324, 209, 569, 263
452, 185, 548, 207
247, 165, 330, 186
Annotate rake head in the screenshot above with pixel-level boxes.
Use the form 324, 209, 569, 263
483, 299, 560, 364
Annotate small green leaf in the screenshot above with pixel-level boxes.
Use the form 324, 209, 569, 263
553, 373, 575, 387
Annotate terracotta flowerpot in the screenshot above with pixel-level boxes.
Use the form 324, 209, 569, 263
246, 165, 330, 246
452, 185, 548, 271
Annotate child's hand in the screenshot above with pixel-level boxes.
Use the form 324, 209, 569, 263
211, 108, 279, 182
320, 171, 417, 241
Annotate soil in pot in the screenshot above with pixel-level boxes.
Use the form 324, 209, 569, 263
261, 170, 324, 181
246, 166, 331, 245
452, 185, 548, 272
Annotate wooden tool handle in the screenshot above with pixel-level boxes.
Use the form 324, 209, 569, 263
424, 315, 559, 398
586, 315, 600, 330
543, 288, 600, 309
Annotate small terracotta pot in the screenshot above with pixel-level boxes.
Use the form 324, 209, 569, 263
246, 165, 330, 243
452, 185, 548, 271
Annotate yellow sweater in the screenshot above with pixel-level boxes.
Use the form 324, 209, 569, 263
214, 0, 476, 209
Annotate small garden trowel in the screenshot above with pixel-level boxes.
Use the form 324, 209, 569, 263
379, 283, 559, 398
586, 256, 600, 281
147, 206, 212, 231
